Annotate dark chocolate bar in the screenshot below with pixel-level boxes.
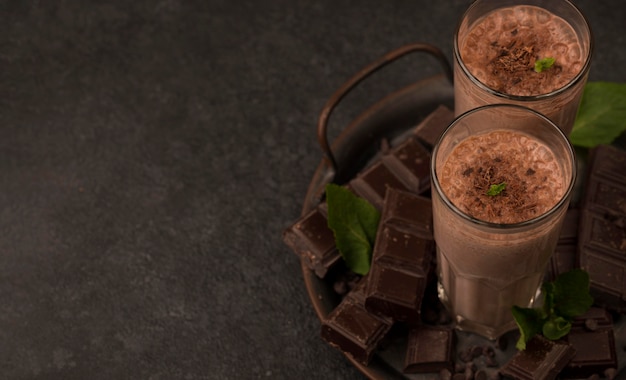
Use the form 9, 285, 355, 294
577, 145, 626, 311
350, 160, 411, 211
320, 279, 393, 365
381, 137, 431, 195
412, 104, 454, 149
365, 189, 434, 322
560, 307, 618, 379
499, 335, 575, 380
403, 325, 456, 374
282, 206, 339, 278
545, 208, 579, 282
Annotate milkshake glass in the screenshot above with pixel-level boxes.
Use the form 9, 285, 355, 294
431, 104, 576, 340
454, 0, 593, 135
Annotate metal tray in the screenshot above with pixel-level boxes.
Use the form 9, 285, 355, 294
298, 43, 626, 379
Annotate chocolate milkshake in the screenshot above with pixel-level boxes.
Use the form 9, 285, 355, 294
431, 104, 576, 340
454, 0, 592, 135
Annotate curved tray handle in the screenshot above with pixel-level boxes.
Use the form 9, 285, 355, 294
317, 42, 452, 177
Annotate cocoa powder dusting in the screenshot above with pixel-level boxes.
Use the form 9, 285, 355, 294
439, 130, 565, 224
486, 29, 563, 94
463, 155, 538, 222
460, 6, 582, 96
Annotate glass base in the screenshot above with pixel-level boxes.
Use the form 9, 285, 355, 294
437, 281, 522, 341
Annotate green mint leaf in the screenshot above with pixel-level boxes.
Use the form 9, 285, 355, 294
542, 316, 571, 341
486, 182, 506, 196
552, 268, 594, 319
570, 82, 626, 148
534, 57, 555, 73
325, 183, 380, 275
512, 306, 544, 350
512, 269, 593, 350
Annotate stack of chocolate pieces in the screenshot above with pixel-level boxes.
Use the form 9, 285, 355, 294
314, 106, 457, 370
320, 278, 394, 365
282, 106, 626, 378
364, 188, 434, 324
282, 105, 453, 278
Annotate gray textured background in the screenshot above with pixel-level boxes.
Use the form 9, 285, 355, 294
0, 1, 624, 379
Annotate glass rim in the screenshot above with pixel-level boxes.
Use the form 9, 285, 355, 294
430, 103, 578, 230
453, 0, 594, 101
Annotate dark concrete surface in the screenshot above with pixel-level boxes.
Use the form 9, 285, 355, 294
0, 1, 624, 379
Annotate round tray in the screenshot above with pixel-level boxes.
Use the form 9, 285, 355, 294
298, 44, 626, 379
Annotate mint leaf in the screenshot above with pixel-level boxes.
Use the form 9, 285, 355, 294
542, 316, 571, 341
486, 182, 506, 196
325, 183, 380, 275
570, 82, 626, 148
534, 57, 555, 73
552, 268, 594, 319
512, 306, 544, 350
511, 269, 593, 350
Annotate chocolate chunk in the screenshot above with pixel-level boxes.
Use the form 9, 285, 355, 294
379, 186, 434, 239
577, 145, 626, 311
412, 104, 455, 149
559, 307, 618, 379
545, 208, 579, 282
499, 335, 575, 380
403, 325, 456, 374
381, 136, 431, 194
320, 280, 393, 365
282, 206, 339, 278
349, 160, 411, 211
561, 329, 617, 379
364, 189, 434, 322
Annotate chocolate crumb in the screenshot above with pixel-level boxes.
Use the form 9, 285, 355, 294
440, 369, 452, 380
475, 369, 488, 380
470, 345, 483, 359
458, 349, 473, 363
526, 168, 536, 176
604, 368, 617, 380
484, 355, 499, 368
455, 362, 466, 373
585, 318, 599, 331
483, 346, 495, 358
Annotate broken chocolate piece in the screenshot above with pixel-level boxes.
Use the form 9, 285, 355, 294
282, 206, 339, 278
381, 136, 431, 195
320, 279, 393, 365
577, 145, 626, 312
365, 189, 434, 322
412, 104, 455, 149
403, 325, 456, 374
499, 335, 575, 380
560, 307, 618, 379
349, 160, 411, 211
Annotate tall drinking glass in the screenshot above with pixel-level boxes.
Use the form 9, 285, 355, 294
454, 0, 593, 135
431, 104, 577, 340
